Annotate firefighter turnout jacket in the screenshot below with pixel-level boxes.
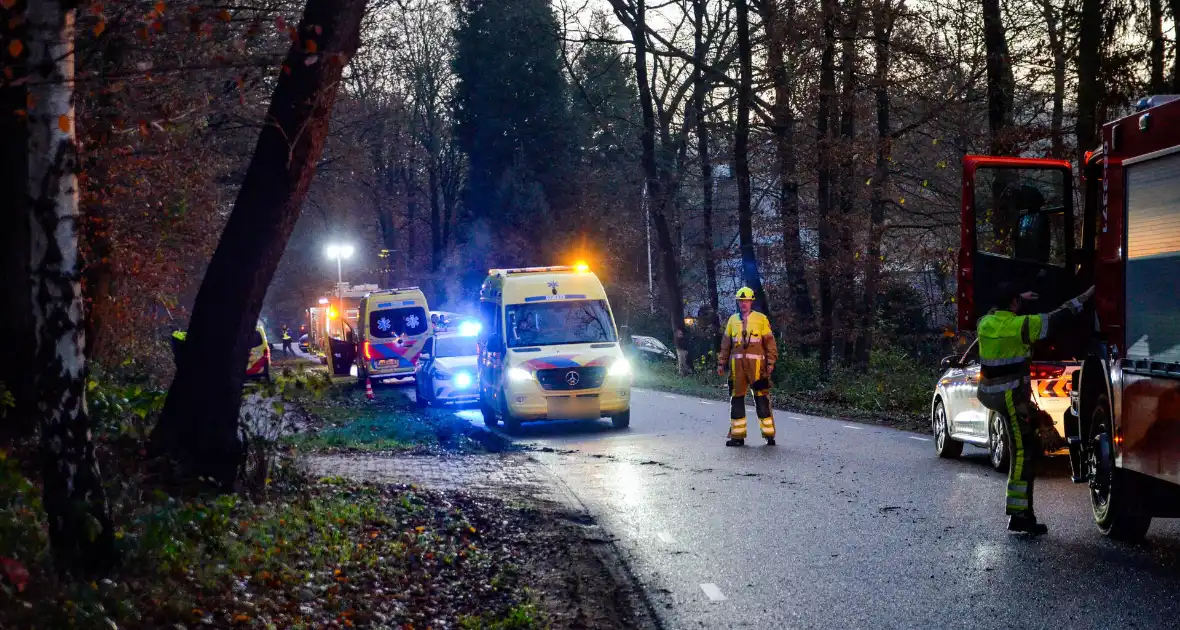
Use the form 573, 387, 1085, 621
718, 311, 778, 440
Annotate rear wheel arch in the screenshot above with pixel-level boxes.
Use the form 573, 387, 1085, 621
1077, 354, 1114, 449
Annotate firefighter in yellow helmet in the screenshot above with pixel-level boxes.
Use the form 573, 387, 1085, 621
717, 287, 778, 446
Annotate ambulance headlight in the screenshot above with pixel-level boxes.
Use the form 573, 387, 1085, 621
458, 321, 481, 337
508, 367, 534, 382
608, 359, 632, 377
455, 372, 473, 388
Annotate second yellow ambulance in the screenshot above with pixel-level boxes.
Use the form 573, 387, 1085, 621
477, 265, 632, 430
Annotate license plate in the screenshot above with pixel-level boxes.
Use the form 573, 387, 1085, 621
375, 359, 395, 368
547, 397, 600, 420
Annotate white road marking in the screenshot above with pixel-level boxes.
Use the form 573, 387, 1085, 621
842, 425, 866, 430
665, 394, 677, 399
657, 531, 675, 544
909, 436, 931, 442
699, 400, 714, 405
700, 583, 727, 601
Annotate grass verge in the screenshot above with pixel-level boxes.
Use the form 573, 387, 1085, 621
633, 348, 937, 433
0, 458, 545, 629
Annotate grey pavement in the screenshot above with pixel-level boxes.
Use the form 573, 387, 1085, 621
443, 388, 1180, 629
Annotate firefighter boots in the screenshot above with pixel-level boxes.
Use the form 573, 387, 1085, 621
1007, 514, 1048, 536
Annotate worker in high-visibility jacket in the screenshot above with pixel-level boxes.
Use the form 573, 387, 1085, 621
977, 282, 1094, 535
717, 287, 778, 447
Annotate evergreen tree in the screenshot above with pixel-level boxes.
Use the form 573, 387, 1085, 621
453, 0, 575, 282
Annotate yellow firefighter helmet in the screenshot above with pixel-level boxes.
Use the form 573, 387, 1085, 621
735, 287, 755, 301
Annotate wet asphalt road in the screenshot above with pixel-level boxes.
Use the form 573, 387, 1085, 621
451, 388, 1180, 629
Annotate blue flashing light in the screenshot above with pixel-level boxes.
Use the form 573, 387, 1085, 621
458, 320, 481, 337
455, 372, 473, 389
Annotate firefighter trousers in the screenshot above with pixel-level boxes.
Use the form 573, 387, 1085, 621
729, 375, 774, 440
979, 388, 1040, 517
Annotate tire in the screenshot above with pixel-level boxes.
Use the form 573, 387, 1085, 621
415, 381, 429, 408
500, 390, 521, 432
481, 394, 499, 428
988, 411, 1009, 472
1089, 395, 1152, 541
611, 409, 631, 429
933, 399, 963, 458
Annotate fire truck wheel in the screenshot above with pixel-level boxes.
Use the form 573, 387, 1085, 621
933, 399, 962, 458
1090, 395, 1152, 541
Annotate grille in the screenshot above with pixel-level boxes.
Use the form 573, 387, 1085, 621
536, 366, 606, 391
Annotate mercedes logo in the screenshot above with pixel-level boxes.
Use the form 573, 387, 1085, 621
565, 370, 581, 387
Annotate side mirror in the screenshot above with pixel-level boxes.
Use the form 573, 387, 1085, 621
940, 355, 960, 370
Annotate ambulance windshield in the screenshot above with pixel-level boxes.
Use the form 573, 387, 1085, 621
506, 300, 617, 348
369, 307, 429, 339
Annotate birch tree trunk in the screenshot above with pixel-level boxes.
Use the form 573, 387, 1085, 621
152, 0, 368, 487
27, 0, 115, 574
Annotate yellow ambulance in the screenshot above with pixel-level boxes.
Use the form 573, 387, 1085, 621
356, 287, 433, 383
477, 264, 631, 430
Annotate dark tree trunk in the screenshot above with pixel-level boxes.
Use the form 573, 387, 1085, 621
982, 0, 1015, 155
735, 0, 769, 319
693, 0, 721, 354
762, 0, 814, 347
151, 0, 368, 487
429, 160, 443, 291
0, 0, 35, 445
854, 0, 896, 366
817, 0, 838, 375
28, 0, 116, 574
1150, 0, 1166, 93
1042, 0, 1065, 159
836, 0, 862, 363
1171, 0, 1180, 91
612, 0, 692, 374
1076, 0, 1101, 165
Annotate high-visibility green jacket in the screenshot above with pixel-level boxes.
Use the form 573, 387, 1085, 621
172, 330, 187, 342
977, 296, 1084, 394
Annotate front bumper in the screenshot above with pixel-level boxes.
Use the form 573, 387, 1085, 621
430, 381, 479, 403
504, 376, 631, 420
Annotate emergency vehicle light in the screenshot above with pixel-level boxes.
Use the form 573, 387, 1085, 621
575, 261, 590, 273
318, 297, 329, 304
504, 266, 576, 275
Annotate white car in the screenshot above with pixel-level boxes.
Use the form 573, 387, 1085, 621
931, 339, 1077, 471
415, 333, 479, 407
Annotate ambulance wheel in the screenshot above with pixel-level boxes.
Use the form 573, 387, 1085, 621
1090, 395, 1152, 541
499, 391, 521, 432
415, 384, 429, 408
481, 396, 499, 428
611, 410, 631, 429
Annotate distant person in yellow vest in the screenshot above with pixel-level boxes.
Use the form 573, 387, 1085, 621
717, 287, 777, 446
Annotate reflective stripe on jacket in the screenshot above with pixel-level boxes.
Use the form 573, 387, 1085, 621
718, 311, 778, 380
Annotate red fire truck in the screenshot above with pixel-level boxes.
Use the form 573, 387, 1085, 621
958, 95, 1180, 541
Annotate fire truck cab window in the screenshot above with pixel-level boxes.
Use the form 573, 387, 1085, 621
974, 167, 1068, 267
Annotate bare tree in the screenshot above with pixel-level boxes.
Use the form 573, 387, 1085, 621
734, 0, 769, 318
1075, 0, 1101, 164
817, 0, 838, 375
1041, 0, 1066, 158
760, 0, 815, 345
693, 0, 721, 353
982, 0, 1015, 155
854, 0, 902, 365
152, 0, 368, 486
